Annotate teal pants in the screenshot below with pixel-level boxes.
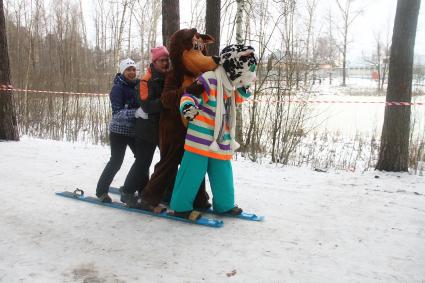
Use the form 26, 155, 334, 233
170, 151, 235, 213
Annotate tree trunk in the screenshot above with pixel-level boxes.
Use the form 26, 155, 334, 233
235, 0, 244, 45
342, 20, 347, 86
0, 0, 19, 140
335, 0, 362, 87
205, 0, 220, 56
304, 0, 317, 86
235, 0, 245, 149
115, 1, 128, 71
377, 40, 381, 90
376, 0, 421, 172
162, 0, 180, 47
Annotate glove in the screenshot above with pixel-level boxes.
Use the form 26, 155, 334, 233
182, 104, 199, 121
237, 86, 249, 94
185, 81, 204, 98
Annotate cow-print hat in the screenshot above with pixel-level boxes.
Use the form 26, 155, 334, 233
220, 44, 257, 82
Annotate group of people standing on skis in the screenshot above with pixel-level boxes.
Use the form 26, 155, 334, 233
94, 28, 258, 220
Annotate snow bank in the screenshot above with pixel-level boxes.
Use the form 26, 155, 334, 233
0, 137, 424, 282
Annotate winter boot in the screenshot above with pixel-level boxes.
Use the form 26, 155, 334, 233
223, 206, 243, 215
170, 210, 202, 221
98, 193, 112, 203
119, 187, 137, 204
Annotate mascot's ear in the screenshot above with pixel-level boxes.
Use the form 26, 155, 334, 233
199, 34, 215, 44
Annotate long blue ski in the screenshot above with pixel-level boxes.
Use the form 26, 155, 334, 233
56, 191, 223, 228
108, 186, 264, 222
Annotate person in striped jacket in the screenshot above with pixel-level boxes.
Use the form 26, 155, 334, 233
169, 44, 257, 220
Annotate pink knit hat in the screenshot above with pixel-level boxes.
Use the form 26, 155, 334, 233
151, 46, 169, 62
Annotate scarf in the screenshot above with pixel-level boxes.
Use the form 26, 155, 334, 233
209, 65, 240, 152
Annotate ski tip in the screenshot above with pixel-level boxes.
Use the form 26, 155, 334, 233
238, 213, 264, 221
204, 219, 224, 227
251, 215, 265, 221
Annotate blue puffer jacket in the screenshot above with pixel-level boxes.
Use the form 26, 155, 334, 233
108, 74, 140, 136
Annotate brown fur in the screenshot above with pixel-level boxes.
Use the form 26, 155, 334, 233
166, 28, 218, 128
169, 28, 216, 85
141, 28, 218, 207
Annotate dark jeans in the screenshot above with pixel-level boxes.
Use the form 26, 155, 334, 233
123, 138, 157, 195
96, 132, 136, 197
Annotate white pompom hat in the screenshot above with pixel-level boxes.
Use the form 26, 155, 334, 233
119, 58, 136, 74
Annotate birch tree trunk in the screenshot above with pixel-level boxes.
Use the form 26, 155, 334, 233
235, 0, 244, 44
376, 0, 421, 172
235, 0, 244, 149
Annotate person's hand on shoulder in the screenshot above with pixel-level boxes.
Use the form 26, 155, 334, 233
182, 104, 199, 121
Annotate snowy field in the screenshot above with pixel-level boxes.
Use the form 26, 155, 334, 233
1, 137, 424, 282
308, 78, 425, 136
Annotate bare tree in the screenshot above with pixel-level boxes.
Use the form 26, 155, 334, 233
148, 1, 161, 50
126, 0, 136, 55
188, 0, 205, 30
114, 0, 129, 71
363, 34, 384, 90
304, 0, 317, 85
0, 0, 19, 140
162, 0, 179, 47
205, 0, 220, 56
380, 19, 392, 91
235, 0, 245, 148
221, 0, 235, 46
375, 38, 382, 90
376, 0, 421, 172
235, 0, 244, 45
2, 0, 165, 143
130, 0, 161, 71
323, 6, 339, 84
335, 0, 362, 86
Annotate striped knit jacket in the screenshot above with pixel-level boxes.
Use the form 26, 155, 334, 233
179, 70, 251, 160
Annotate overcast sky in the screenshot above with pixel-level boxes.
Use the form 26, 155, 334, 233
182, 0, 424, 63
332, 0, 424, 63
80, 0, 424, 64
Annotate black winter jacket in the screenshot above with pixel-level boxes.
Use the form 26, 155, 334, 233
136, 64, 165, 144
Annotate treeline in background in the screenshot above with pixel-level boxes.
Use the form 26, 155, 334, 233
3, 0, 424, 173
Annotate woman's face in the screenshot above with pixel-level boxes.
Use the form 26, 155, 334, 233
153, 56, 170, 74
123, 66, 137, 81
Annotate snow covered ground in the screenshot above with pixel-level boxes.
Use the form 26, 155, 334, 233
308, 78, 425, 136
0, 138, 424, 283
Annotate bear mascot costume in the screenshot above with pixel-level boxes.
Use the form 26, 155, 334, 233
140, 28, 219, 211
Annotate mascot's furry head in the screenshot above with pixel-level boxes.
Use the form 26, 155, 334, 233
168, 28, 219, 127
168, 28, 218, 86
219, 44, 257, 89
